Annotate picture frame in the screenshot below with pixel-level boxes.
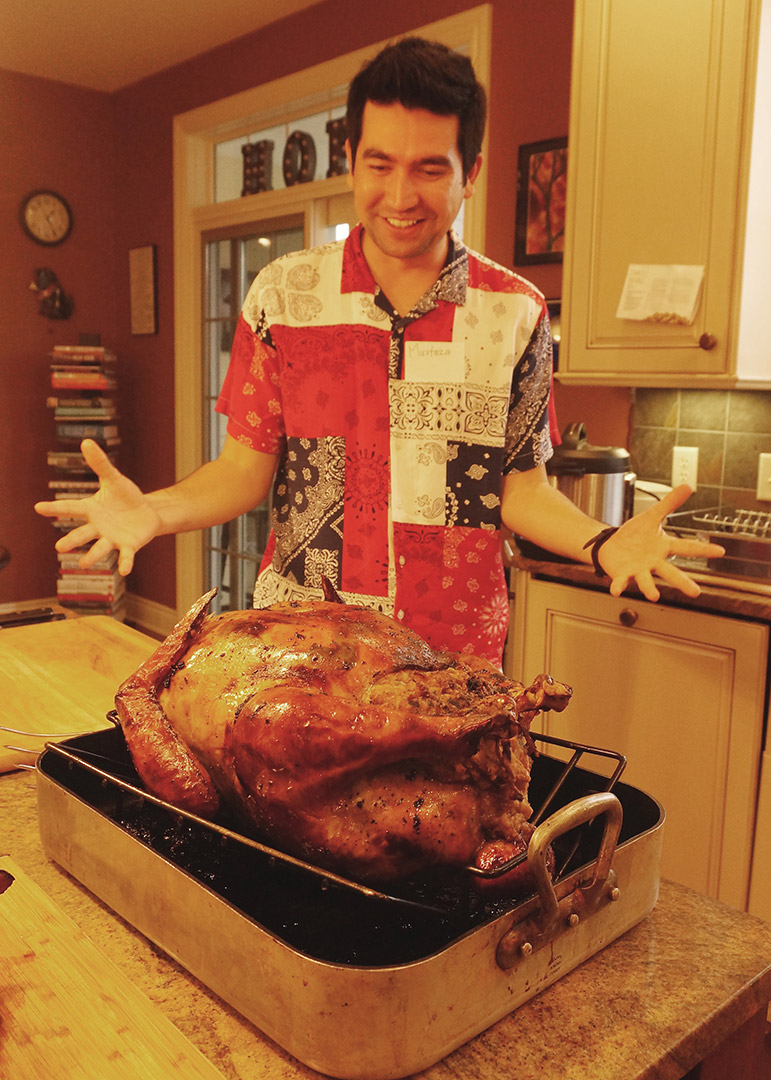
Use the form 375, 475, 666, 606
514, 137, 568, 265
129, 244, 158, 335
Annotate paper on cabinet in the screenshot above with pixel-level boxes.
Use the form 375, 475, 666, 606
616, 264, 704, 324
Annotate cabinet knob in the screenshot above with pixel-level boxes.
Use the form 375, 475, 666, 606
619, 608, 638, 628
698, 332, 718, 351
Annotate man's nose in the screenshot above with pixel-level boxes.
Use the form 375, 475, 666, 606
385, 169, 418, 209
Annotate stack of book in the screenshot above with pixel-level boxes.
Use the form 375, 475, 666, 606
46, 344, 125, 620
48, 344, 119, 448
55, 548, 126, 618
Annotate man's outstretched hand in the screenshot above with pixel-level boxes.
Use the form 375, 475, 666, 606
34, 439, 161, 576
598, 484, 724, 601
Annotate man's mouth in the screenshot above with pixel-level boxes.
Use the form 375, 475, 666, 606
385, 217, 421, 229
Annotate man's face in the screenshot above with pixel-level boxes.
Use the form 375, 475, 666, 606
346, 101, 482, 271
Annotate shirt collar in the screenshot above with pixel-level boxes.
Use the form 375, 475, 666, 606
342, 224, 468, 313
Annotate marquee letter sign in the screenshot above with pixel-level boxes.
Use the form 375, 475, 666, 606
283, 130, 317, 186
242, 139, 274, 195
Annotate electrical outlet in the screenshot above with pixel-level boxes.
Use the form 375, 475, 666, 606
671, 446, 699, 489
758, 453, 771, 501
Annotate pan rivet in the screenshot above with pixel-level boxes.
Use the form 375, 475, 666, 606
566, 913, 579, 927
520, 942, 533, 957
609, 887, 621, 902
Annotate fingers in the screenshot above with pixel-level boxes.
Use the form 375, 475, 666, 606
650, 483, 692, 521
116, 546, 135, 576
55, 532, 133, 575
34, 499, 67, 518
38, 498, 89, 522
667, 537, 725, 560
610, 559, 702, 602
79, 539, 134, 576
77, 536, 115, 569
652, 559, 701, 597
609, 568, 661, 602
54, 524, 98, 552
80, 438, 119, 480
632, 569, 660, 602
608, 573, 632, 598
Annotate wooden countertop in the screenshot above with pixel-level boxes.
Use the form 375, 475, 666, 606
2, 618, 771, 1079
0, 614, 156, 772
3, 766, 771, 1079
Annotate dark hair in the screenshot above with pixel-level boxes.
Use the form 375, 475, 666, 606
346, 37, 487, 180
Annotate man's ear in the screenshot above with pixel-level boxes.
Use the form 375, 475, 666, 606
344, 139, 355, 189
464, 154, 484, 198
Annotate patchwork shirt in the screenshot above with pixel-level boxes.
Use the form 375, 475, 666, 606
216, 225, 553, 664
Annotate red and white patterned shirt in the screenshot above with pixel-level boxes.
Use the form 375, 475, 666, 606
216, 225, 553, 665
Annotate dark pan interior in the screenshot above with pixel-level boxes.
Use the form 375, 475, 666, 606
38, 727, 662, 967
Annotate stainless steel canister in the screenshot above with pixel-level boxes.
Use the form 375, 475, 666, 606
547, 422, 635, 526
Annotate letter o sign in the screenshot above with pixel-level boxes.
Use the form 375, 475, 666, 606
283, 131, 317, 186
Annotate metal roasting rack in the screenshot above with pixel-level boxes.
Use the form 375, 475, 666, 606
1, 724, 106, 770
21, 717, 628, 922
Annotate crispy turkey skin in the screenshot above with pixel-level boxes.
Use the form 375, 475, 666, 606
115, 588, 572, 882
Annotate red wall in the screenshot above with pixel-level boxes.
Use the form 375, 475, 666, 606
3, 0, 621, 611
0, 70, 118, 602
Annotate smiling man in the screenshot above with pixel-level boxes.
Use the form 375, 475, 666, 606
36, 36, 723, 667
346, 100, 481, 314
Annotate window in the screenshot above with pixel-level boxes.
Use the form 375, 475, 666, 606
215, 106, 348, 202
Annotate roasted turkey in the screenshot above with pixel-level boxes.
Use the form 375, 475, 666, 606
115, 587, 572, 883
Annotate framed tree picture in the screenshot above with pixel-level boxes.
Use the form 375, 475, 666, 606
514, 137, 568, 265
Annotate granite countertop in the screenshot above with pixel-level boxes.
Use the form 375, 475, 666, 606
507, 549, 771, 623
3, 766, 771, 1080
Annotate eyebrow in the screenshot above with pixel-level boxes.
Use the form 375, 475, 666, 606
360, 148, 453, 168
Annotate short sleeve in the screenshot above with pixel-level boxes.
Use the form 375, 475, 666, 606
215, 314, 286, 454
502, 309, 554, 475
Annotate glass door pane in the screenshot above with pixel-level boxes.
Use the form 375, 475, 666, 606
202, 217, 304, 613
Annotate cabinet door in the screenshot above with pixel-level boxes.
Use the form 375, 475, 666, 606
508, 575, 768, 909
561, 0, 758, 384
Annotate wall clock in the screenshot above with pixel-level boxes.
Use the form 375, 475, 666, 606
19, 189, 73, 246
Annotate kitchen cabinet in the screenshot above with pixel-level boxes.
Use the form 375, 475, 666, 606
560, 0, 769, 387
506, 573, 769, 909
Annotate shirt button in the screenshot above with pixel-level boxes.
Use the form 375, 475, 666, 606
397, 610, 404, 620
398, 556, 406, 566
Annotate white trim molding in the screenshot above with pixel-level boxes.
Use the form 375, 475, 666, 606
125, 591, 178, 639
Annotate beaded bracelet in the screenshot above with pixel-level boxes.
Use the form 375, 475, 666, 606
582, 526, 619, 577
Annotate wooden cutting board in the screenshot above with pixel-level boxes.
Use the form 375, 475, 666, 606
0, 857, 224, 1078
0, 615, 157, 773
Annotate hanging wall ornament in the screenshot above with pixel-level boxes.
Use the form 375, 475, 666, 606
29, 267, 74, 320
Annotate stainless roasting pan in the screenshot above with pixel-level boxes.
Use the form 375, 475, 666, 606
35, 728, 664, 1080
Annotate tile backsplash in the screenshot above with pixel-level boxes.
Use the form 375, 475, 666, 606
631, 389, 771, 512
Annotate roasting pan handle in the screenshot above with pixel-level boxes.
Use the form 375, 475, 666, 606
496, 791, 623, 970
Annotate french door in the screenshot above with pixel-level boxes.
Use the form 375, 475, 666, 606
201, 217, 304, 613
